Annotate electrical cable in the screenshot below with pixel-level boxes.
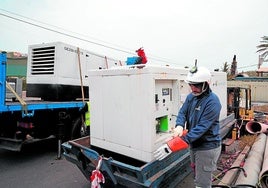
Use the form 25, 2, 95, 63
3, 8, 259, 68
0, 9, 178, 65
0, 11, 132, 55
0, 8, 125, 50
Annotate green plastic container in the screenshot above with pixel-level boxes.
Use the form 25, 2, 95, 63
159, 116, 168, 132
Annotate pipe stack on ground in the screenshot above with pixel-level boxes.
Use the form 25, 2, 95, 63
246, 120, 268, 134
217, 145, 250, 186
259, 134, 268, 188
235, 133, 267, 187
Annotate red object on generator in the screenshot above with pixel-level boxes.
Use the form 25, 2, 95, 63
136, 48, 147, 64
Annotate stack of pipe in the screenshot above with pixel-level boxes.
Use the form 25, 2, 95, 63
217, 145, 250, 186
220, 113, 236, 139
246, 120, 268, 135
259, 134, 268, 188
235, 133, 267, 187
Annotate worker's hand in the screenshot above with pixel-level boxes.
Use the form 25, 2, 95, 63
154, 137, 189, 161
172, 126, 183, 137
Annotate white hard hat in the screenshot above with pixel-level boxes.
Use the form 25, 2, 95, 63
185, 66, 211, 84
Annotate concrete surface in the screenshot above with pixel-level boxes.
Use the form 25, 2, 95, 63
176, 172, 195, 187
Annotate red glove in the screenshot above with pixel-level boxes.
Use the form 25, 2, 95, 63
167, 136, 188, 152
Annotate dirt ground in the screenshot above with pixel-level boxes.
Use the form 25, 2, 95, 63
252, 104, 268, 113
176, 172, 195, 187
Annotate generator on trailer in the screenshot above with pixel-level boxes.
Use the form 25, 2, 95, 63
62, 64, 236, 187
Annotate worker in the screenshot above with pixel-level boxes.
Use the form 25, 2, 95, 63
80, 102, 90, 135
85, 101, 90, 135
154, 66, 222, 188
134, 47, 147, 64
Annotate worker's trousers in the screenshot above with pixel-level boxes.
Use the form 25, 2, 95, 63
190, 145, 221, 188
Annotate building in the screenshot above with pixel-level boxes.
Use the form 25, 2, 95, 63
256, 67, 268, 77
0, 51, 27, 77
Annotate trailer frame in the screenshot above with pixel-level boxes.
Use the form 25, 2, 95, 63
62, 136, 191, 187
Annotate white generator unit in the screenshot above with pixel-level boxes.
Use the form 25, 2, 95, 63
26, 42, 122, 101
88, 65, 227, 162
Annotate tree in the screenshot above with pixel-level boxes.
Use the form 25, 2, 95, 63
221, 62, 229, 72
230, 55, 237, 76
221, 62, 233, 80
257, 36, 268, 62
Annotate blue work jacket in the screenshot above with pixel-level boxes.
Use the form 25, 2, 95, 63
176, 89, 221, 150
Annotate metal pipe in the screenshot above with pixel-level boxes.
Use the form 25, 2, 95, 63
57, 139, 62, 159
235, 133, 267, 187
258, 134, 268, 188
217, 145, 250, 186
219, 113, 236, 139
245, 120, 268, 134
220, 120, 236, 139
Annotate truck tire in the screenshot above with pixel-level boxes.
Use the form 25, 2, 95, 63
71, 117, 87, 139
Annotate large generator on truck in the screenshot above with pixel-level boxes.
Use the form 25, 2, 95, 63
26, 42, 123, 101
0, 51, 87, 154
62, 64, 235, 187
0, 41, 127, 154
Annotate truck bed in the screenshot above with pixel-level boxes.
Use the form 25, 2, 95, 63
62, 136, 191, 188
1, 100, 84, 113
0, 99, 85, 151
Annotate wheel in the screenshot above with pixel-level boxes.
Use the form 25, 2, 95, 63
71, 116, 88, 139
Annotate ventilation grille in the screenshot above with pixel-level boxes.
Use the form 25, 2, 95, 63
30, 46, 55, 75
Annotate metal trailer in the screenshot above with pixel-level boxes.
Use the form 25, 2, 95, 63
62, 136, 191, 188
62, 114, 236, 188
0, 52, 85, 154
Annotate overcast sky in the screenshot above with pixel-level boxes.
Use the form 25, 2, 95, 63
0, 0, 268, 71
